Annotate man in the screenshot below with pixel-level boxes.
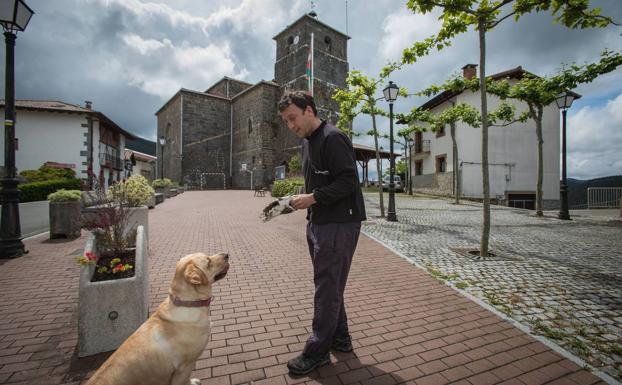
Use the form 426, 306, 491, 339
278, 91, 366, 375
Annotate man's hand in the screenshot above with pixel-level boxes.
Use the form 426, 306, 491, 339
290, 193, 316, 210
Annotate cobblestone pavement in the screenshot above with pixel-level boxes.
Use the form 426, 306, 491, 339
362, 192, 622, 382
0, 191, 612, 385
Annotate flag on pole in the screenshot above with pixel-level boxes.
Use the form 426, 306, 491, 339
306, 33, 314, 96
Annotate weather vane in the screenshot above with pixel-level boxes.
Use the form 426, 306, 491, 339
309, 0, 317, 18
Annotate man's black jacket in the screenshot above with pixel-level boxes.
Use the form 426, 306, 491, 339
302, 121, 366, 225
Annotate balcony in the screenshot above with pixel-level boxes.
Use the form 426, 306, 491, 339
99, 152, 123, 170
413, 140, 430, 160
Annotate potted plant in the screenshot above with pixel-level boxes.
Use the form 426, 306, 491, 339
77, 176, 153, 357
152, 178, 171, 200
48, 189, 82, 239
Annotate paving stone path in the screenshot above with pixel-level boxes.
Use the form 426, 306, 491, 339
0, 191, 614, 384
362, 192, 622, 382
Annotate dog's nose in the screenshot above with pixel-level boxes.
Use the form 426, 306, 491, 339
222, 253, 229, 261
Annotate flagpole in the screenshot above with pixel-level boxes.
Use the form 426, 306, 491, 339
310, 32, 314, 96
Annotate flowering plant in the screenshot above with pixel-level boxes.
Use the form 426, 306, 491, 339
77, 251, 98, 266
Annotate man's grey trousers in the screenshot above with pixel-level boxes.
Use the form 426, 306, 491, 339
302, 221, 361, 357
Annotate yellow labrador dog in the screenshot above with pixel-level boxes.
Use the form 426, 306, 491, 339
86, 252, 230, 385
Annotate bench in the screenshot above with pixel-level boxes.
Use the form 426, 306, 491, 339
254, 188, 267, 197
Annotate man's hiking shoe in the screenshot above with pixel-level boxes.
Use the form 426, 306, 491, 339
331, 335, 353, 352
287, 353, 330, 375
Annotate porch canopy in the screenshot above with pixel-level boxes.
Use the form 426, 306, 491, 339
353, 143, 398, 186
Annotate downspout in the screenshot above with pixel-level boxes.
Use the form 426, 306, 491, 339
228, 79, 233, 186
180, 93, 183, 184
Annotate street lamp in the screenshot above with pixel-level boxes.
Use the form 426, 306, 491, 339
556, 92, 575, 220
383, 80, 399, 222
0, 0, 34, 259
159, 135, 166, 179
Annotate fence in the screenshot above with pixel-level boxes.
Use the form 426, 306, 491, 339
587, 187, 622, 209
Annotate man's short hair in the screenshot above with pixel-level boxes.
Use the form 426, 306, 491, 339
278, 91, 317, 115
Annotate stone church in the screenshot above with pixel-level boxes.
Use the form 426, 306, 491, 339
155, 13, 349, 189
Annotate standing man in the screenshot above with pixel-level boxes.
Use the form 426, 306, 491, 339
278, 91, 366, 375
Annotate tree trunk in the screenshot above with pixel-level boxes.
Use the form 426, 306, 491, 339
478, 18, 490, 258
534, 105, 544, 216
451, 121, 460, 204
371, 109, 385, 217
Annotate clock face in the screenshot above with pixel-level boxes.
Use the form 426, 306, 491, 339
293, 35, 299, 45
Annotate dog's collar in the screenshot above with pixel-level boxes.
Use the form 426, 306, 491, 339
169, 294, 213, 308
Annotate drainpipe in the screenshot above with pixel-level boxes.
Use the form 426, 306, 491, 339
228, 79, 233, 185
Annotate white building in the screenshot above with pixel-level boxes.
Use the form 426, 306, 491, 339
123, 149, 156, 181
410, 65, 576, 209
0, 100, 136, 188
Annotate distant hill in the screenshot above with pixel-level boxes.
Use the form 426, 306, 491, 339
567, 175, 622, 209
126, 136, 156, 157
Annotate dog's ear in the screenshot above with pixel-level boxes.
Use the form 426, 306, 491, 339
184, 262, 208, 285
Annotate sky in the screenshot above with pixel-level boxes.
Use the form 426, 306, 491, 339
2, 0, 621, 180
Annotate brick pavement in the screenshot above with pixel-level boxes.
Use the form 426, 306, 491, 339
0, 191, 608, 385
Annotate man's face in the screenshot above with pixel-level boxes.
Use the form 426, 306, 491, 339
280, 104, 315, 138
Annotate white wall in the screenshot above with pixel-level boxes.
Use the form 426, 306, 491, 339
412, 85, 560, 200
0, 109, 87, 176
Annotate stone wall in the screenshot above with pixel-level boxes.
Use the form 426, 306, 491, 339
412, 172, 454, 196
181, 92, 231, 189
156, 94, 182, 182
207, 78, 252, 98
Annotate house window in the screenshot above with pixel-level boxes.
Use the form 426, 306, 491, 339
248, 118, 252, 134
436, 124, 446, 138
415, 161, 423, 176
436, 155, 447, 173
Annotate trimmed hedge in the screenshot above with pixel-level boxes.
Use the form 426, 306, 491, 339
271, 178, 304, 198
19, 179, 82, 203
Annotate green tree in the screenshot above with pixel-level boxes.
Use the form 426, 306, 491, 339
288, 153, 302, 176
388, 0, 619, 257
488, 50, 622, 215
334, 71, 399, 217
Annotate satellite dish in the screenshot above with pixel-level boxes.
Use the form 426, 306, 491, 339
293, 35, 299, 45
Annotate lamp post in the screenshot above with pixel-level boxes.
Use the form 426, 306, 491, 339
159, 135, 166, 179
0, 0, 33, 259
383, 81, 399, 222
556, 92, 575, 220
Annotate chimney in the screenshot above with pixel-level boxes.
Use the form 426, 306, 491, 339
85, 100, 92, 110
462, 64, 477, 80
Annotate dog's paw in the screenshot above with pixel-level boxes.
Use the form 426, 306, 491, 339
190, 379, 201, 385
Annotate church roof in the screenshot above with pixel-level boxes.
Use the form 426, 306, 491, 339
273, 13, 350, 40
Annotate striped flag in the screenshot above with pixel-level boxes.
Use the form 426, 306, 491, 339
306, 33, 314, 96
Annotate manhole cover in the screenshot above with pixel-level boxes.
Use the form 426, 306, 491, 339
449, 247, 524, 261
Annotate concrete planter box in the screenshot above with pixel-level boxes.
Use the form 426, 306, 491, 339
49, 201, 81, 239
146, 193, 156, 209
170, 188, 178, 197
154, 186, 168, 199
78, 225, 149, 357
154, 193, 164, 204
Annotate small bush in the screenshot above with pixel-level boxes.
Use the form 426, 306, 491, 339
107, 175, 154, 207
19, 165, 76, 183
19, 179, 82, 202
152, 178, 173, 188
271, 178, 304, 198
48, 189, 81, 202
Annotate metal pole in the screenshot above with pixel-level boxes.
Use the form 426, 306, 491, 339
0, 32, 25, 259
161, 144, 164, 179
408, 138, 413, 195
558, 109, 570, 220
387, 102, 397, 222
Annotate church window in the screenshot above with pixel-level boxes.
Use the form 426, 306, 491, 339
324, 36, 331, 45
248, 118, 252, 134
287, 36, 294, 45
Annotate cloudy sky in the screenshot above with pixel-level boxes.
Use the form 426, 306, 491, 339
3, 0, 621, 180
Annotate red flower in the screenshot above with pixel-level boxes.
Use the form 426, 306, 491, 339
112, 264, 123, 273
85, 252, 97, 261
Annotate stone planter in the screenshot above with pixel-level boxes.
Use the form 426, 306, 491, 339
49, 201, 81, 239
146, 192, 156, 209
126, 206, 149, 245
78, 225, 149, 357
170, 188, 178, 197
154, 186, 167, 200
154, 193, 164, 205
